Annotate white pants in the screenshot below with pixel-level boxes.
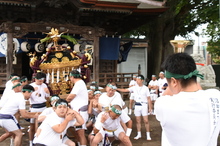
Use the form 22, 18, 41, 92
134, 104, 148, 116
0, 118, 20, 132
75, 111, 89, 131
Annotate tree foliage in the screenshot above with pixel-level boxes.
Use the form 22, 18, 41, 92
123, 0, 220, 76
203, 3, 220, 64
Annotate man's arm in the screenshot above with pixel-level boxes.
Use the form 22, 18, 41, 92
126, 119, 132, 129
147, 96, 152, 112
67, 109, 84, 126
44, 87, 50, 98
93, 113, 108, 134
116, 88, 130, 93
19, 109, 38, 119
52, 114, 73, 133
66, 94, 76, 103
38, 115, 46, 122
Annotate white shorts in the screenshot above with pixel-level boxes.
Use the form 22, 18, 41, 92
0, 119, 20, 132
62, 135, 71, 145
150, 93, 158, 101
99, 125, 124, 138
134, 103, 148, 116
30, 107, 47, 123
123, 107, 128, 115
75, 111, 88, 131
129, 93, 135, 100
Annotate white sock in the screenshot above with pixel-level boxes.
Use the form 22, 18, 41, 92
29, 141, 33, 146
10, 138, 14, 146
10, 138, 14, 143
146, 132, 151, 137
128, 109, 132, 115
137, 131, 141, 137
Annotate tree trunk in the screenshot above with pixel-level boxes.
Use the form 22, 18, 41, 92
147, 17, 175, 79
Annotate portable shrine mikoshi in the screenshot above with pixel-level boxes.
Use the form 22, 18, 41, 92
29, 28, 92, 97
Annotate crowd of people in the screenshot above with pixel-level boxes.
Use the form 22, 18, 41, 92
0, 53, 220, 146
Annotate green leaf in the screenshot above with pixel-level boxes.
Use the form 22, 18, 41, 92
61, 35, 78, 44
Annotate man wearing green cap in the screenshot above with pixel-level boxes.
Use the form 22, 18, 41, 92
117, 75, 152, 141
90, 104, 132, 146
0, 84, 38, 146
66, 69, 88, 146
33, 99, 84, 146
29, 72, 50, 146
155, 53, 220, 146
0, 76, 20, 108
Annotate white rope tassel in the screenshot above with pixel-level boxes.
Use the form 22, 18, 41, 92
46, 69, 50, 84
52, 69, 54, 83
57, 69, 60, 83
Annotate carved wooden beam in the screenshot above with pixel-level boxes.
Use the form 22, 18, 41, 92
0, 22, 106, 39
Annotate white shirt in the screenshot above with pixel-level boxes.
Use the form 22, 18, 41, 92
5, 80, 12, 87
39, 107, 54, 117
33, 112, 76, 146
95, 111, 130, 131
158, 78, 167, 93
98, 92, 125, 109
0, 92, 25, 115
148, 80, 159, 93
0, 80, 14, 108
29, 82, 48, 104
70, 80, 88, 111
129, 80, 137, 87
128, 85, 150, 103
155, 89, 220, 146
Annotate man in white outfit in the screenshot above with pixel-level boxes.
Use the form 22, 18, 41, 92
90, 104, 132, 146
66, 70, 88, 146
0, 75, 20, 108
117, 75, 152, 141
148, 75, 159, 115
29, 72, 50, 146
0, 83, 38, 146
157, 71, 167, 97
155, 53, 220, 146
33, 99, 84, 146
128, 75, 137, 115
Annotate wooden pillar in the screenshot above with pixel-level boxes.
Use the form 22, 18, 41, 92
6, 32, 13, 79
93, 34, 100, 83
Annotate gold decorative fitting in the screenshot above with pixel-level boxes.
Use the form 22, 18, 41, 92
55, 52, 63, 58
51, 58, 59, 63
61, 57, 70, 62
39, 59, 82, 70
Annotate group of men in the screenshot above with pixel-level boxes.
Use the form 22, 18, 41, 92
0, 69, 134, 146
117, 52, 220, 146
1, 52, 220, 146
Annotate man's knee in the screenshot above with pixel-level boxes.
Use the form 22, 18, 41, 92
136, 118, 141, 123
76, 129, 84, 136
120, 135, 131, 144
91, 138, 99, 145
13, 130, 23, 138
144, 119, 149, 124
